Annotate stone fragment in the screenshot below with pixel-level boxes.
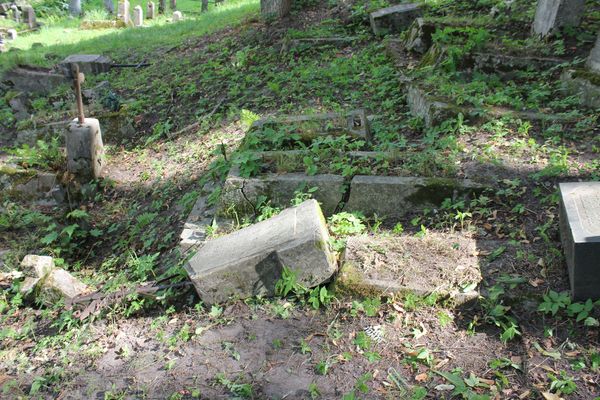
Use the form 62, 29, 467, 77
586, 34, 600, 73
179, 186, 217, 253
172, 10, 182, 21
185, 199, 336, 304
133, 5, 143, 26
337, 234, 482, 303
251, 109, 371, 142
370, 3, 421, 36
7, 28, 16, 40
19, 254, 88, 299
66, 118, 105, 182
560, 69, 600, 109
531, 0, 585, 38
58, 54, 112, 76
8, 95, 28, 120
218, 166, 345, 217
559, 182, 600, 300
345, 175, 484, 220
118, 0, 130, 24
13, 172, 58, 199
261, 0, 291, 18
403, 18, 435, 53
147, 1, 155, 19
43, 269, 89, 299
21, 255, 55, 278
406, 84, 458, 128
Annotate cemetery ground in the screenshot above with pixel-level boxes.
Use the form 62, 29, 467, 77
1, 0, 600, 399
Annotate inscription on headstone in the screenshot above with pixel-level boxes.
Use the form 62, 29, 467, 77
559, 182, 600, 300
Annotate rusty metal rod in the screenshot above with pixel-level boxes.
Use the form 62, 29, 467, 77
71, 63, 85, 124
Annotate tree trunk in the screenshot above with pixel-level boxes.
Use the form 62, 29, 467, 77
104, 0, 114, 14
260, 0, 291, 18
69, 0, 82, 16
201, 0, 208, 12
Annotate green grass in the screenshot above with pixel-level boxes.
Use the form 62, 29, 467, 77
0, 0, 259, 72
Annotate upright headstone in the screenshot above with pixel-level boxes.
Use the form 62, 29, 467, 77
172, 10, 182, 21
69, 0, 81, 16
23, 5, 35, 29
158, 0, 165, 14
118, 0, 130, 24
104, 0, 115, 14
146, 1, 155, 19
559, 182, 600, 300
170, 0, 176, 10
260, 0, 291, 18
7, 28, 17, 40
10, 4, 20, 22
586, 34, 600, 73
133, 5, 143, 26
67, 118, 105, 182
532, 0, 585, 38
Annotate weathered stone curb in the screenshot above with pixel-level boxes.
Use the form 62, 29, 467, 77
370, 3, 422, 36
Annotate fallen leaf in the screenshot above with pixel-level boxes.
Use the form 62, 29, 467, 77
415, 373, 428, 382
541, 392, 563, 400
435, 384, 455, 391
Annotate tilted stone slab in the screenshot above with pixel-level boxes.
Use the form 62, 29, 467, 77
336, 234, 481, 303
218, 166, 345, 217
345, 175, 485, 219
251, 109, 371, 142
2, 66, 68, 95
58, 54, 112, 76
532, 0, 585, 38
185, 199, 336, 304
370, 3, 422, 36
403, 18, 436, 53
559, 182, 600, 300
587, 34, 600, 73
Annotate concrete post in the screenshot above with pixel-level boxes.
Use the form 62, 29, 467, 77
66, 118, 105, 182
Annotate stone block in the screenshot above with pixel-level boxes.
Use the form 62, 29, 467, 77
2, 66, 68, 95
559, 182, 600, 300
58, 54, 113, 77
179, 188, 217, 253
560, 69, 600, 109
7, 28, 16, 40
19, 254, 88, 300
66, 118, 105, 182
370, 3, 422, 36
218, 166, 345, 217
21, 255, 55, 278
586, 34, 600, 73
532, 0, 585, 38
172, 10, 182, 21
133, 5, 143, 26
403, 18, 435, 53
118, 0, 130, 23
406, 84, 458, 128
185, 199, 336, 304
147, 1, 155, 19
251, 109, 371, 143
345, 175, 484, 220
336, 234, 481, 303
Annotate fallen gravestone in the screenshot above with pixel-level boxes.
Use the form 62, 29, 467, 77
185, 199, 337, 304
58, 54, 112, 76
559, 182, 600, 300
531, 0, 585, 38
218, 166, 345, 217
344, 175, 485, 219
251, 109, 371, 143
2, 66, 68, 95
406, 84, 459, 128
370, 3, 422, 36
337, 234, 481, 303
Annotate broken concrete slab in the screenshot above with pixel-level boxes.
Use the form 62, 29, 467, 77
560, 69, 600, 109
344, 175, 485, 220
185, 199, 336, 304
532, 0, 585, 38
58, 54, 113, 76
406, 84, 460, 128
0, 165, 61, 201
586, 34, 600, 73
2, 66, 68, 95
403, 18, 435, 53
370, 3, 422, 36
251, 109, 371, 143
179, 186, 218, 254
559, 182, 600, 300
336, 234, 481, 303
218, 166, 345, 217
